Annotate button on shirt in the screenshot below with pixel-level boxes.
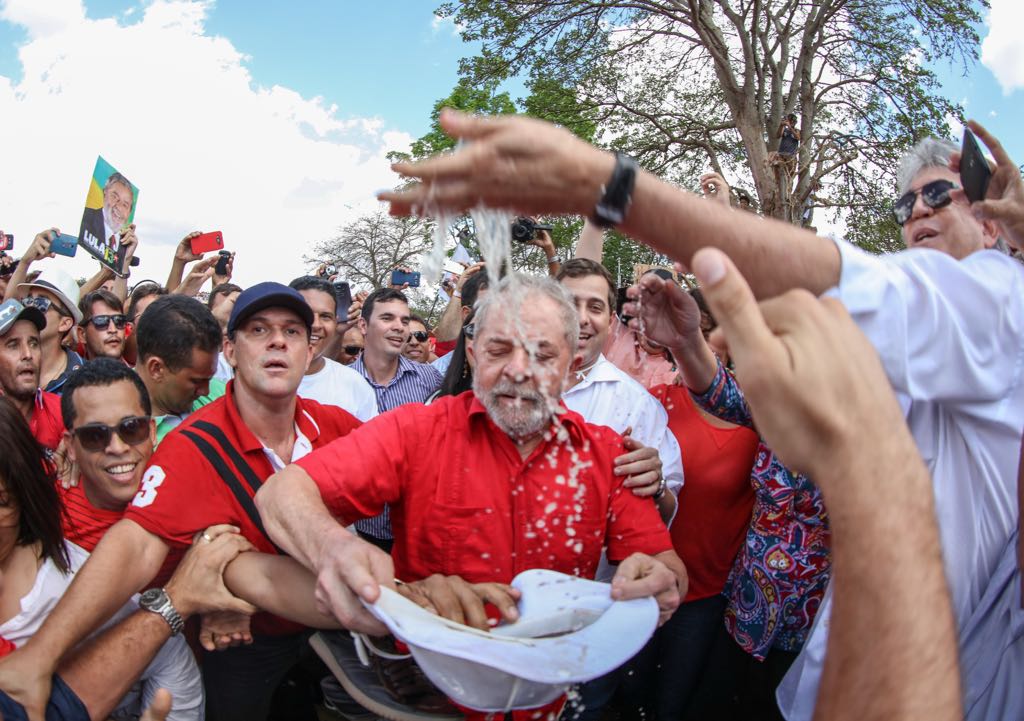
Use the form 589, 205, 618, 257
296, 391, 673, 585
778, 241, 1024, 721
351, 354, 443, 539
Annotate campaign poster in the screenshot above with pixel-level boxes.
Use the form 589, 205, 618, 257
78, 156, 139, 272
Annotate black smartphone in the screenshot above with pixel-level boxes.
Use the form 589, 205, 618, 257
215, 250, 231, 276
333, 281, 352, 321
960, 128, 992, 204
390, 270, 421, 288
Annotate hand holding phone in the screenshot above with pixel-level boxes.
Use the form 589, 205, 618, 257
960, 129, 993, 204
215, 250, 231, 277
50, 233, 79, 258
333, 281, 352, 321
190, 231, 224, 255
0, 234, 12, 252
390, 270, 421, 288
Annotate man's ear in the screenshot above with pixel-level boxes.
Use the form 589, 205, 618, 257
63, 431, 78, 465
76, 326, 86, 348
223, 337, 238, 370
981, 217, 1002, 249
58, 316, 74, 336
357, 317, 368, 335
144, 355, 167, 381
570, 352, 583, 376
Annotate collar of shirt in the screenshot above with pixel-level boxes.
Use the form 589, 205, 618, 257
223, 379, 323, 454
260, 423, 314, 471
564, 354, 620, 395
352, 353, 416, 389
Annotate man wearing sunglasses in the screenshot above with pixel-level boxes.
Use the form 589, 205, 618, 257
77, 289, 129, 362
400, 315, 435, 364
0, 297, 64, 452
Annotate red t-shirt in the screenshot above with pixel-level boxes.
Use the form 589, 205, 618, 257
29, 390, 64, 452
59, 481, 178, 587
297, 391, 673, 585
124, 380, 362, 635
652, 384, 759, 600
433, 339, 456, 357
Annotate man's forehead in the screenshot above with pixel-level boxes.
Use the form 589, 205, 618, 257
299, 288, 335, 311
372, 299, 409, 318
909, 165, 957, 191
242, 307, 306, 327
72, 380, 145, 419
1, 319, 40, 342
90, 299, 119, 315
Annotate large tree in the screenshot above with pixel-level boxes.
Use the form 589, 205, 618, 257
437, 0, 985, 251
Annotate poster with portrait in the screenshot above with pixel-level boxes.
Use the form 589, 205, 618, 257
77, 156, 139, 273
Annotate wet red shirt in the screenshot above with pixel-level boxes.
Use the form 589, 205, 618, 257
298, 391, 673, 584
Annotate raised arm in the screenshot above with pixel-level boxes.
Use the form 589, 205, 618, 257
380, 111, 840, 299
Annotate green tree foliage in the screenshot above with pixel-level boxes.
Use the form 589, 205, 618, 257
434, 0, 985, 253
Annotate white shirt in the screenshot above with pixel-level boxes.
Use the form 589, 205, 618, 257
298, 357, 379, 422
1, 542, 204, 721
778, 242, 1024, 721
562, 355, 685, 581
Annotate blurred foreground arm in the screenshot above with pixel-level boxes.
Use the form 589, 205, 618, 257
692, 247, 960, 721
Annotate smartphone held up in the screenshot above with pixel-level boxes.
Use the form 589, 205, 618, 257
960, 129, 992, 204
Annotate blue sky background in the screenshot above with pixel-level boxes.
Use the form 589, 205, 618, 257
2, 1, 1013, 154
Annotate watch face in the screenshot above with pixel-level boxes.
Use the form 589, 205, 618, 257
140, 588, 164, 607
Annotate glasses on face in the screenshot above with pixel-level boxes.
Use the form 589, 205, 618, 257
408, 331, 429, 343
892, 179, 957, 226
71, 415, 151, 452
84, 314, 128, 330
342, 345, 363, 356
24, 295, 71, 318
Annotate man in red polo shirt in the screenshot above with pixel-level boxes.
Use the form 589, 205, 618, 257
256, 274, 686, 706
0, 297, 64, 451
0, 282, 370, 721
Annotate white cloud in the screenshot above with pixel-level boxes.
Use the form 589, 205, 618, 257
430, 13, 462, 37
0, 0, 412, 288
981, 0, 1024, 95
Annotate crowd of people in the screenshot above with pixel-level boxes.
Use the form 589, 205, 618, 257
0, 112, 1021, 721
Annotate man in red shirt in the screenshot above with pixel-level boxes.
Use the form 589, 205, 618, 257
256, 274, 686, 704
0, 282, 374, 721
0, 297, 63, 451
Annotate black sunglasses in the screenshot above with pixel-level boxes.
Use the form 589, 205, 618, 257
24, 295, 71, 318
892, 179, 957, 226
83, 314, 128, 330
342, 345, 363, 356
71, 416, 151, 452
408, 331, 429, 343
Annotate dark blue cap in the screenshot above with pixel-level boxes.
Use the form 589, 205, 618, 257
227, 282, 313, 335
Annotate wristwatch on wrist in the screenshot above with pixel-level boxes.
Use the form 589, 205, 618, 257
652, 477, 667, 501
139, 587, 185, 635
592, 152, 638, 228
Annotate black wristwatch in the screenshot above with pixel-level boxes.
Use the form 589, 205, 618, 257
592, 152, 638, 228
139, 587, 184, 635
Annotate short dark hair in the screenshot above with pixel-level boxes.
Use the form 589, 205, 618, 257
61, 358, 151, 429
79, 288, 124, 324
208, 282, 243, 309
136, 295, 221, 371
408, 313, 429, 332
288, 276, 336, 313
361, 288, 407, 321
127, 282, 168, 322
556, 258, 616, 314
0, 397, 69, 574
461, 271, 490, 310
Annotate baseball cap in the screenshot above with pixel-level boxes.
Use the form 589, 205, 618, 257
362, 569, 659, 712
18, 266, 83, 324
227, 281, 314, 335
0, 298, 47, 336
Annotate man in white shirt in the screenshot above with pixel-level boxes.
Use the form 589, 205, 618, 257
557, 258, 684, 520
376, 111, 1024, 721
289, 276, 378, 422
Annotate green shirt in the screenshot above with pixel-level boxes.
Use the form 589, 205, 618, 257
154, 377, 227, 445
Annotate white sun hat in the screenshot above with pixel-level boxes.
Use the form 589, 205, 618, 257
362, 568, 659, 712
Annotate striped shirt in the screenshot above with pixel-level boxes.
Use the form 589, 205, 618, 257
351, 354, 443, 539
